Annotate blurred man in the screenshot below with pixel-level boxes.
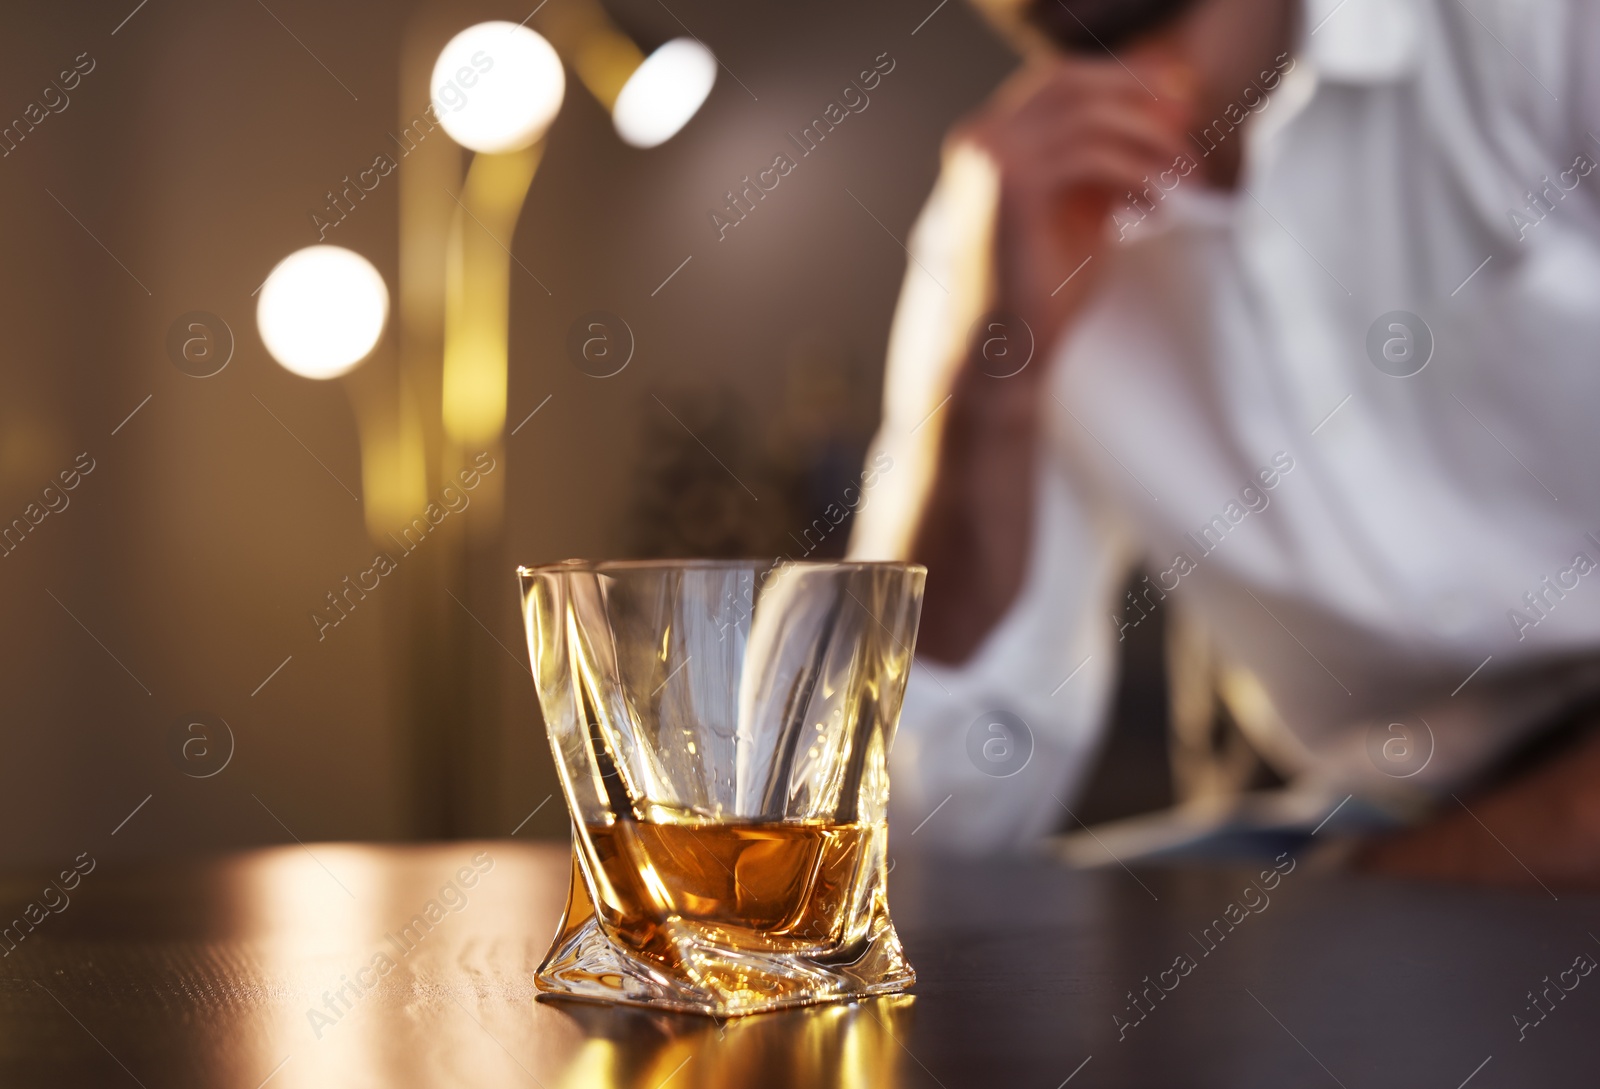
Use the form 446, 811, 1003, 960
852, 0, 1600, 887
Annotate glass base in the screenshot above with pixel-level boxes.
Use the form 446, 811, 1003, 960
535, 857, 915, 1017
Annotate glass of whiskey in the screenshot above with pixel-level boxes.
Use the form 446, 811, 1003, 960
518, 559, 925, 1017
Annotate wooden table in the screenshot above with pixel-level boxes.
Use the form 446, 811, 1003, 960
1, 840, 1594, 1086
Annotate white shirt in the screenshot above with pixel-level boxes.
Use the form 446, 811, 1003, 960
851, 0, 1600, 851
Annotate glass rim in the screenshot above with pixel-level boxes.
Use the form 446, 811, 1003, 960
516, 558, 926, 576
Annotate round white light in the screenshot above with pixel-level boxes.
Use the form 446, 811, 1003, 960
612, 38, 717, 149
431, 22, 565, 154
256, 246, 389, 380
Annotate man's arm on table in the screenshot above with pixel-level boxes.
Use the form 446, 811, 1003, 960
1357, 4, 1600, 890
851, 58, 1190, 851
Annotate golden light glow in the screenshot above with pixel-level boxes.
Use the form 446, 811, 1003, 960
256, 246, 389, 380
548, 995, 915, 1088
535, 3, 715, 142
347, 371, 429, 543
537, 0, 643, 110
431, 22, 565, 154
612, 39, 717, 148
440, 143, 543, 446
575, 32, 643, 111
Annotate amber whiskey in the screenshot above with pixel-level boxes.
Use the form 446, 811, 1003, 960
584, 815, 870, 956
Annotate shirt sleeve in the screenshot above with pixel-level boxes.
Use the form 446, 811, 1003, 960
847, 142, 999, 562
1571, 1, 1600, 212
883, 444, 1130, 853
847, 147, 1130, 853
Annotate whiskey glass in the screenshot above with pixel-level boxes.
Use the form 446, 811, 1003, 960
518, 559, 925, 1016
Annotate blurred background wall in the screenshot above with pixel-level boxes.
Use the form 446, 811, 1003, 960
0, 0, 1013, 866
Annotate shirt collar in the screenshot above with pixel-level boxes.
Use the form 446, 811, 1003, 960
1300, 0, 1422, 84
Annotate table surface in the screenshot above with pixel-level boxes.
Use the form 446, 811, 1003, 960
0, 839, 1594, 1088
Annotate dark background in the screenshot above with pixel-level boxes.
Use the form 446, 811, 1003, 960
0, 0, 1025, 867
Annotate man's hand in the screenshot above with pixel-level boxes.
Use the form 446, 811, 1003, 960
910, 56, 1193, 665
1356, 726, 1600, 891
957, 57, 1194, 359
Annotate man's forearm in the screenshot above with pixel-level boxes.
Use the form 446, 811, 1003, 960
902, 50, 1180, 663
910, 367, 1045, 664
1356, 726, 1600, 891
